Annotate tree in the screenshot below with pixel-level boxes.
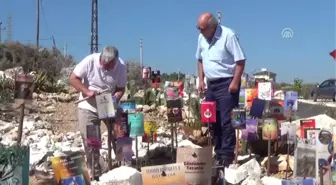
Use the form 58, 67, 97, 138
292, 78, 303, 95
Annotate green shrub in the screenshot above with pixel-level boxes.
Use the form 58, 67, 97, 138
189, 97, 203, 128
0, 78, 14, 103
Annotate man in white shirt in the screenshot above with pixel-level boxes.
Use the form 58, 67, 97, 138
196, 12, 246, 168
69, 46, 127, 180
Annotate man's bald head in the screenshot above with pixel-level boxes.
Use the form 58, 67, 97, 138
197, 12, 218, 39
197, 12, 218, 29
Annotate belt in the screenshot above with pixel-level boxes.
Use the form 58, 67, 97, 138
207, 77, 233, 84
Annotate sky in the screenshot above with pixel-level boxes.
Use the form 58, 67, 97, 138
0, 0, 335, 83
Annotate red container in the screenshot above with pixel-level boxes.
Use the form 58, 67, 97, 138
142, 133, 158, 142
201, 101, 216, 123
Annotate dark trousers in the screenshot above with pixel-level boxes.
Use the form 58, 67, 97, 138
205, 77, 240, 163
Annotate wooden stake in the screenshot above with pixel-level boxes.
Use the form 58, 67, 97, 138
175, 122, 178, 148
171, 121, 174, 160
319, 164, 324, 185
234, 129, 239, 164
285, 106, 293, 179
135, 136, 139, 169
207, 119, 211, 146
17, 103, 25, 145
267, 139, 271, 176
106, 120, 113, 170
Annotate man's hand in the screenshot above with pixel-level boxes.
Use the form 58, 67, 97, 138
114, 87, 125, 102
198, 80, 205, 94
84, 90, 97, 98
228, 81, 239, 93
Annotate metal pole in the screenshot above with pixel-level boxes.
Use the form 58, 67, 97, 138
140, 38, 143, 69
36, 0, 40, 49
177, 69, 180, 81
0, 22, 2, 44
64, 42, 67, 57
90, 0, 98, 53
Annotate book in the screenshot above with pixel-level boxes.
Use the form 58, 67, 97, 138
0, 146, 30, 185
280, 122, 297, 143
239, 89, 246, 108
141, 163, 185, 185
245, 88, 258, 108
241, 119, 258, 141
167, 99, 183, 122
281, 179, 314, 185
305, 128, 319, 140
113, 113, 130, 138
119, 100, 136, 113
250, 98, 266, 118
315, 129, 332, 185
50, 151, 90, 185
164, 86, 179, 100
269, 100, 285, 120
294, 138, 317, 178
231, 108, 246, 129
142, 67, 151, 79
86, 124, 102, 149
176, 146, 212, 185
201, 101, 216, 123
262, 118, 278, 140
284, 91, 298, 111
95, 93, 116, 119
257, 82, 272, 100
115, 137, 133, 162
128, 113, 144, 137
300, 119, 316, 138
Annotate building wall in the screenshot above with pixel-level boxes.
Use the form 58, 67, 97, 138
253, 74, 276, 82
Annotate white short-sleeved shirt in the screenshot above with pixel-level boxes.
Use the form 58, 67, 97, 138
73, 53, 127, 112
196, 25, 246, 80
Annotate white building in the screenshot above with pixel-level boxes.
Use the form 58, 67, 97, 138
252, 68, 277, 82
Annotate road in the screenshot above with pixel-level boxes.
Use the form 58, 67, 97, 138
296, 101, 335, 119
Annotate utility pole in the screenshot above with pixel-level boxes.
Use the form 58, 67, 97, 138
178, 68, 180, 81
6, 14, 12, 42
0, 22, 5, 44
140, 38, 143, 69
217, 11, 221, 24
64, 42, 68, 57
36, 0, 40, 49
90, 0, 98, 53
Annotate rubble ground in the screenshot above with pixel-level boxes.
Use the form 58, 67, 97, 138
1, 92, 335, 185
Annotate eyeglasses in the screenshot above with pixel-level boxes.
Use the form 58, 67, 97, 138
196, 25, 209, 32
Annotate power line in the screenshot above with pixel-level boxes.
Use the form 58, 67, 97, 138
39, 0, 56, 48
40, 0, 49, 33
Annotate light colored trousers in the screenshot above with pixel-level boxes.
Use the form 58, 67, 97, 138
77, 108, 102, 178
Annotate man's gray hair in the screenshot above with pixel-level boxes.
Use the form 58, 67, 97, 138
208, 15, 218, 27
101, 46, 119, 64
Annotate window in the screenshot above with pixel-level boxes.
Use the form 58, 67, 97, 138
319, 80, 329, 88
329, 80, 335, 86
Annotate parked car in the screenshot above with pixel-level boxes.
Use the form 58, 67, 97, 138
311, 78, 336, 102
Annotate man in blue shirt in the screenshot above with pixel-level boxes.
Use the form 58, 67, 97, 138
196, 12, 246, 167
